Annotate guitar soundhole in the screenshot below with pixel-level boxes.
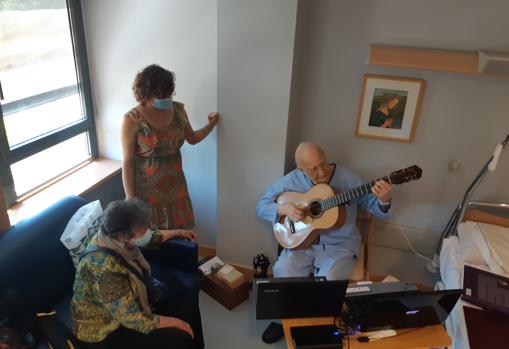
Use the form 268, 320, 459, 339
308, 200, 323, 218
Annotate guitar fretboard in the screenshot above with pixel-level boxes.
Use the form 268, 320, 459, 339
320, 176, 390, 211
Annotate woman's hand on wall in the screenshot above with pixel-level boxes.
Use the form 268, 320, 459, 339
207, 112, 219, 129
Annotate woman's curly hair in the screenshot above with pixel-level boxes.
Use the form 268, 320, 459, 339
132, 64, 175, 105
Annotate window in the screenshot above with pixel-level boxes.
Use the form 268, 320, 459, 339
0, 0, 98, 206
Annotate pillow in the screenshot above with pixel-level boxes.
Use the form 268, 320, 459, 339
60, 200, 103, 267
457, 222, 487, 266
474, 222, 509, 275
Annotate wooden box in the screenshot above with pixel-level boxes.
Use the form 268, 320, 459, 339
201, 273, 250, 310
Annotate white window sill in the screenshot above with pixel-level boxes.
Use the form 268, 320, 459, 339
7, 157, 121, 225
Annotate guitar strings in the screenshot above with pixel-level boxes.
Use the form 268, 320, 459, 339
322, 182, 376, 210
323, 171, 415, 210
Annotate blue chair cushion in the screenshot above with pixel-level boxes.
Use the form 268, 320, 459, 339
0, 196, 87, 313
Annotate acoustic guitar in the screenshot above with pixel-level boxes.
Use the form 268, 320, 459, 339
273, 165, 422, 249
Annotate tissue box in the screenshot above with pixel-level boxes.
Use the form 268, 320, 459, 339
201, 272, 249, 310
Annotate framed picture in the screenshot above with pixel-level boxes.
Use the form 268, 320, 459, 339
355, 74, 425, 142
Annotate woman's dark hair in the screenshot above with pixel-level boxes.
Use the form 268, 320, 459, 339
100, 199, 151, 239
132, 64, 175, 105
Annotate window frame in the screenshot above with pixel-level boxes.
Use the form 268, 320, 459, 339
0, 0, 98, 207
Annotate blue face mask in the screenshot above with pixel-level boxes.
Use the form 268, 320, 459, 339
152, 96, 173, 110
132, 228, 154, 247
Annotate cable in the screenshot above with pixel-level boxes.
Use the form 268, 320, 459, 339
394, 216, 434, 265
338, 288, 437, 346
356, 327, 422, 343
336, 306, 359, 349
339, 301, 426, 346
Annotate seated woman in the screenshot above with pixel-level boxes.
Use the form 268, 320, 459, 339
71, 199, 200, 349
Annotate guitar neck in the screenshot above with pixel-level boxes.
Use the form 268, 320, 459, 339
321, 176, 390, 210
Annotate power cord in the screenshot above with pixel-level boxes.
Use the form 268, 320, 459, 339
335, 305, 360, 349
336, 302, 425, 346
394, 216, 435, 265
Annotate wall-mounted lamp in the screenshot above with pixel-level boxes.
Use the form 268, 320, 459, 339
369, 45, 509, 76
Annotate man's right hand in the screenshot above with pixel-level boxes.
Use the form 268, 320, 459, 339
277, 203, 306, 222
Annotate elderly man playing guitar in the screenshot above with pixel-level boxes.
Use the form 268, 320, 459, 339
256, 141, 393, 283
255, 142, 393, 343
256, 142, 425, 343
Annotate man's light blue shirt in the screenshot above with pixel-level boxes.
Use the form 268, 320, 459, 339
255, 164, 390, 255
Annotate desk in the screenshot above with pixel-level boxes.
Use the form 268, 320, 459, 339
282, 317, 451, 349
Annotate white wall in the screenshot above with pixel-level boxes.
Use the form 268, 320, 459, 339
285, 0, 509, 284
288, 0, 509, 229
82, 0, 218, 246
81, 0, 509, 282
216, 0, 298, 267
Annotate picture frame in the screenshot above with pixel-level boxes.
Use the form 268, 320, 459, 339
355, 74, 425, 142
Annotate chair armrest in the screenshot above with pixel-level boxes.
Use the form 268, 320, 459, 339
143, 239, 198, 273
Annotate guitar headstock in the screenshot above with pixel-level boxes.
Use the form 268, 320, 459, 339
389, 165, 422, 185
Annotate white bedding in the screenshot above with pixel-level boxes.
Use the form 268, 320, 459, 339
439, 236, 471, 349
457, 221, 509, 275
439, 221, 509, 349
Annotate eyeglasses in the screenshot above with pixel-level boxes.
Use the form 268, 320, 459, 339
302, 163, 329, 176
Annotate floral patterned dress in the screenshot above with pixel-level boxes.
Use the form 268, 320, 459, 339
125, 102, 194, 229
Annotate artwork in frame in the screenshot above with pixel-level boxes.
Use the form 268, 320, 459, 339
355, 74, 425, 142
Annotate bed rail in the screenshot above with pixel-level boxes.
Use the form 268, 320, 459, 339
468, 201, 509, 209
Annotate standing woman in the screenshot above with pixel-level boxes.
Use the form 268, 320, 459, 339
121, 64, 219, 229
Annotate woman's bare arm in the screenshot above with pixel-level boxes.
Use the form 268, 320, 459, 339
183, 107, 219, 145
120, 116, 138, 199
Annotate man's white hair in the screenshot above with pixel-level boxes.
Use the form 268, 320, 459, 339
295, 142, 326, 167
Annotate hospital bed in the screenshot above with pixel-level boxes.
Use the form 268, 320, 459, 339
436, 200, 509, 349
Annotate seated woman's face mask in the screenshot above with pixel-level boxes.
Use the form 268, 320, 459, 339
132, 228, 154, 247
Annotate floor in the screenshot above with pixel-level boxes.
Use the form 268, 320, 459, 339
200, 289, 287, 349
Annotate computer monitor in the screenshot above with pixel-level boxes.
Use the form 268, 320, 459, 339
345, 289, 462, 332
255, 277, 349, 320
463, 264, 509, 316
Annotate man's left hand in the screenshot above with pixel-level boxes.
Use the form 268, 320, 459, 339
372, 180, 392, 203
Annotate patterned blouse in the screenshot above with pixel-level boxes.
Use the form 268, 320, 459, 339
71, 236, 159, 343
